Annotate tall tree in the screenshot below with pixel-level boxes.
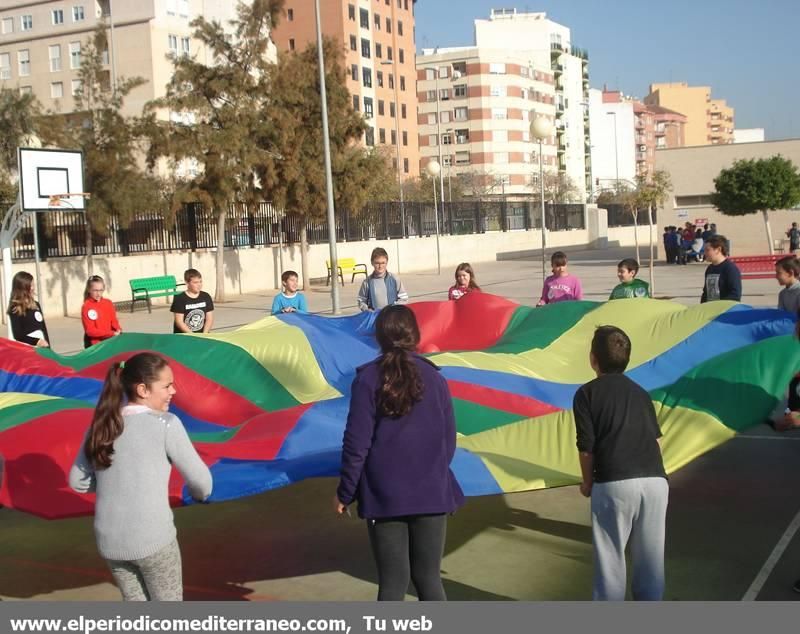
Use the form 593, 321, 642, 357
711, 156, 800, 255
0, 89, 42, 202
43, 26, 151, 274
635, 170, 672, 294
530, 171, 581, 204
256, 37, 381, 287
146, 0, 284, 301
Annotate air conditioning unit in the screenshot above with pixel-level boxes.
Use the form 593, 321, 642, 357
639, 145, 646, 151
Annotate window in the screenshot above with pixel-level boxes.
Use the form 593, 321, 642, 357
348, 4, 356, 20
400, 76, 405, 91
375, 43, 382, 58
388, 74, 394, 89
490, 86, 506, 97
378, 100, 385, 115
287, 8, 294, 21
428, 134, 437, 146
349, 35, 357, 51
379, 128, 386, 144
351, 64, 358, 81
494, 130, 508, 143
386, 18, 391, 33
51, 81, 64, 98
365, 127, 374, 146
70, 41, 81, 68
391, 129, 396, 145
439, 88, 449, 101
49, 45, 62, 72
374, 14, 381, 30
52, 10, 65, 25
674, 195, 713, 207
521, 88, 527, 100
390, 102, 396, 118
0, 53, 10, 80
167, 0, 177, 14
168, 34, 178, 56
2, 17, 14, 34
403, 158, 409, 174
181, 37, 190, 56
454, 108, 468, 121
352, 95, 359, 111
494, 152, 509, 164
520, 66, 528, 77
454, 84, 466, 98
439, 111, 451, 124
442, 155, 452, 167
71, 79, 82, 96
441, 134, 452, 145
401, 104, 406, 119
425, 68, 435, 81
402, 131, 407, 146
455, 129, 469, 143
376, 71, 383, 87
427, 113, 436, 125
489, 63, 506, 74
19, 85, 32, 95
492, 107, 507, 120
18, 50, 30, 76
387, 46, 393, 61
21, 15, 32, 31
288, 38, 295, 51
360, 8, 369, 29
362, 67, 372, 87
73, 6, 85, 21
404, 0, 409, 9
398, 20, 403, 35
399, 49, 404, 64
178, 0, 188, 17
455, 151, 470, 165
361, 38, 370, 58
101, 48, 109, 65
364, 97, 374, 118
426, 90, 436, 101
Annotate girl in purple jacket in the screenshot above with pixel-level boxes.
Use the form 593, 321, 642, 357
335, 305, 464, 601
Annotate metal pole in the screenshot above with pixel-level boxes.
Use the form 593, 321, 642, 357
108, 0, 118, 94
31, 211, 43, 311
434, 71, 445, 209
314, 0, 340, 314
432, 174, 441, 275
539, 139, 546, 283
609, 111, 619, 189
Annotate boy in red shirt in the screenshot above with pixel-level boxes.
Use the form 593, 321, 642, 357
81, 275, 122, 347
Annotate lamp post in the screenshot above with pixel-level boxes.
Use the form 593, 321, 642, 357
531, 116, 554, 284
426, 159, 442, 275
313, 0, 340, 314
380, 60, 405, 249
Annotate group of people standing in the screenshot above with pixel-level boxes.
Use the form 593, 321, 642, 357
663, 223, 717, 265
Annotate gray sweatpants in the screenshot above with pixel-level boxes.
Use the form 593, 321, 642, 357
591, 477, 669, 601
106, 539, 183, 601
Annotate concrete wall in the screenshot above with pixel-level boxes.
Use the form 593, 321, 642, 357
0, 206, 654, 318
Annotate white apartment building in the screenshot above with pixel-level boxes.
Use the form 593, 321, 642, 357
588, 88, 636, 194
0, 1, 252, 119
416, 46, 557, 195
470, 8, 591, 199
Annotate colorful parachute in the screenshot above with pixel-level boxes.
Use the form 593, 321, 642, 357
0, 293, 797, 519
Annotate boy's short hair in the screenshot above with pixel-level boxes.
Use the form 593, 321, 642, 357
776, 256, 800, 277
184, 268, 202, 283
706, 235, 728, 255
281, 270, 299, 284
591, 326, 632, 374
371, 247, 389, 262
618, 258, 639, 274
551, 251, 568, 267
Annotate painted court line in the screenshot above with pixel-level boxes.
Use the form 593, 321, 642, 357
733, 435, 800, 442
741, 508, 800, 600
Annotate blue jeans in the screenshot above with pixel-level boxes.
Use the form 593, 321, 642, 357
591, 477, 669, 600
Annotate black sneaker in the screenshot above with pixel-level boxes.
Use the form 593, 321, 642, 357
792, 578, 800, 594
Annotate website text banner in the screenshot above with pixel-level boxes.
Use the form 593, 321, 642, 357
0, 603, 794, 634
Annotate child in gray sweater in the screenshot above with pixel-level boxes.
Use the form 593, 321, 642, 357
69, 352, 212, 601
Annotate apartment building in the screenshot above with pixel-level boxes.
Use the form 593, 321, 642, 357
416, 9, 589, 199
271, 0, 420, 177
644, 82, 734, 147
416, 46, 557, 196
0, 1, 244, 119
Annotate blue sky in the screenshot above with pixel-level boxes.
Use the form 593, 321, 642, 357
414, 0, 798, 140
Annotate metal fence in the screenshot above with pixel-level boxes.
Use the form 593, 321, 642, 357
6, 199, 598, 261
602, 203, 656, 228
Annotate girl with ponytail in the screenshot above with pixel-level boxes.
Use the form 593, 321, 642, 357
336, 305, 464, 601
69, 352, 212, 601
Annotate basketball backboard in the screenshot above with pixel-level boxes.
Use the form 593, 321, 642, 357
18, 148, 86, 212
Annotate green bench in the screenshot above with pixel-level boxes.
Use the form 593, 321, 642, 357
129, 275, 185, 313
326, 258, 368, 286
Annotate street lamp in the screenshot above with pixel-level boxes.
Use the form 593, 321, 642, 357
380, 60, 406, 252
426, 159, 442, 275
313, 0, 340, 314
531, 116, 554, 284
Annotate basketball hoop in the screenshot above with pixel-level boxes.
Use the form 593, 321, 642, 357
48, 192, 91, 209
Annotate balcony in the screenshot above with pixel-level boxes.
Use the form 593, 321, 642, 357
552, 64, 564, 75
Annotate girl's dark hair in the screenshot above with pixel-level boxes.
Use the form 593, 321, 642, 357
375, 305, 423, 418
551, 251, 568, 267
455, 262, 480, 290
85, 352, 170, 469
7, 271, 36, 316
776, 256, 800, 278
84, 275, 105, 300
